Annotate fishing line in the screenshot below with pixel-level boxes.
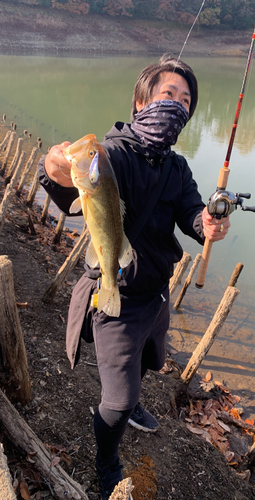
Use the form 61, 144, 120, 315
154, 0, 206, 120
176, 0, 206, 64
58, 163, 72, 179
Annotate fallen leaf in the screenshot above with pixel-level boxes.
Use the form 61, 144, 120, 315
200, 414, 209, 426
61, 452, 71, 466
12, 478, 19, 491
235, 470, 251, 482
159, 361, 173, 374
225, 451, 235, 462
50, 456, 61, 467
237, 365, 246, 370
214, 382, 230, 393
205, 399, 213, 410
16, 302, 28, 308
20, 479, 31, 500
233, 395, 241, 403
203, 371, 212, 382
229, 408, 241, 420
245, 418, 255, 426
169, 348, 178, 354
186, 423, 204, 435
217, 420, 231, 433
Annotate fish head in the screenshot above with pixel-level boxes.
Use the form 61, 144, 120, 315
63, 134, 101, 193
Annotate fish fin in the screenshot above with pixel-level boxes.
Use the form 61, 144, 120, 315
70, 197, 82, 214
97, 284, 121, 317
85, 240, 99, 268
118, 233, 133, 269
79, 191, 87, 220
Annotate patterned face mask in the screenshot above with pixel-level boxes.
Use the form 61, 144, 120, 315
131, 100, 189, 156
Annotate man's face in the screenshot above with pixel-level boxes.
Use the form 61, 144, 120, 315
136, 71, 191, 114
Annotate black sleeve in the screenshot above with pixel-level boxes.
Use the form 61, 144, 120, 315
175, 157, 205, 245
37, 155, 82, 217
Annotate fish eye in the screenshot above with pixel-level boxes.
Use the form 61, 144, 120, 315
89, 150, 94, 157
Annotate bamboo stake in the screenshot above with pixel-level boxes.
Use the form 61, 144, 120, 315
0, 131, 17, 177
173, 253, 202, 309
42, 225, 89, 303
41, 193, 51, 225
169, 252, 192, 295
0, 256, 32, 404
16, 146, 39, 197
0, 130, 11, 154
5, 137, 24, 185
52, 211, 66, 245
181, 286, 240, 384
0, 151, 26, 234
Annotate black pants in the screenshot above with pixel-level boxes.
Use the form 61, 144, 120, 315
94, 366, 147, 463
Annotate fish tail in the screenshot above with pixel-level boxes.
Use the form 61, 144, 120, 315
97, 284, 121, 317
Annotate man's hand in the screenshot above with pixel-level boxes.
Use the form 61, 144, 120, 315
45, 141, 73, 187
202, 207, 231, 241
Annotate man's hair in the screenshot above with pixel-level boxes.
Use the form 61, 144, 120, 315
130, 55, 198, 122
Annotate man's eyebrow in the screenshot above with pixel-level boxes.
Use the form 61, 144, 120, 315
165, 84, 191, 96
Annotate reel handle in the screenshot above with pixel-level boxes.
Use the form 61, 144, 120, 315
241, 205, 255, 212
237, 192, 251, 199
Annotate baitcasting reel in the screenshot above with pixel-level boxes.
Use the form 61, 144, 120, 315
207, 190, 255, 219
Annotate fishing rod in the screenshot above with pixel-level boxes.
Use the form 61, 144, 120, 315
195, 27, 255, 289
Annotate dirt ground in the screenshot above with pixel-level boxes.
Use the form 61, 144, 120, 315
1, 142, 255, 500
0, 1, 253, 57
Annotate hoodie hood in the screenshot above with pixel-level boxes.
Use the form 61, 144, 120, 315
103, 121, 171, 159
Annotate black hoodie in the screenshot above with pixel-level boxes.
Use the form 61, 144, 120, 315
38, 121, 205, 296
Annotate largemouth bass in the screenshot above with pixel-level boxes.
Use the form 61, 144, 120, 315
63, 134, 133, 317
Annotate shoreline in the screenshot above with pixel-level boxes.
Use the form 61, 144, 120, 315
0, 2, 252, 58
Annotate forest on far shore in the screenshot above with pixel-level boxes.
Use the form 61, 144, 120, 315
2, 0, 255, 30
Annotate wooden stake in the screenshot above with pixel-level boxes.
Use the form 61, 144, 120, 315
41, 193, 51, 225
26, 168, 40, 207
109, 478, 134, 500
0, 443, 17, 500
16, 146, 39, 197
42, 225, 89, 303
0, 256, 32, 404
0, 130, 11, 154
181, 286, 240, 384
0, 389, 88, 500
5, 137, 24, 185
27, 208, 36, 235
169, 252, 192, 295
173, 253, 202, 309
0, 151, 26, 234
0, 131, 17, 177
52, 211, 66, 245
228, 262, 244, 287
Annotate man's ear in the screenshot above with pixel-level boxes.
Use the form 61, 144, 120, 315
136, 101, 144, 112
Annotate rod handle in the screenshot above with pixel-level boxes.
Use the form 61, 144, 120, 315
195, 238, 213, 289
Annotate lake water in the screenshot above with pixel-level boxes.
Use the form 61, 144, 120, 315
0, 53, 255, 411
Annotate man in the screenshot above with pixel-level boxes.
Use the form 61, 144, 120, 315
38, 56, 230, 499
